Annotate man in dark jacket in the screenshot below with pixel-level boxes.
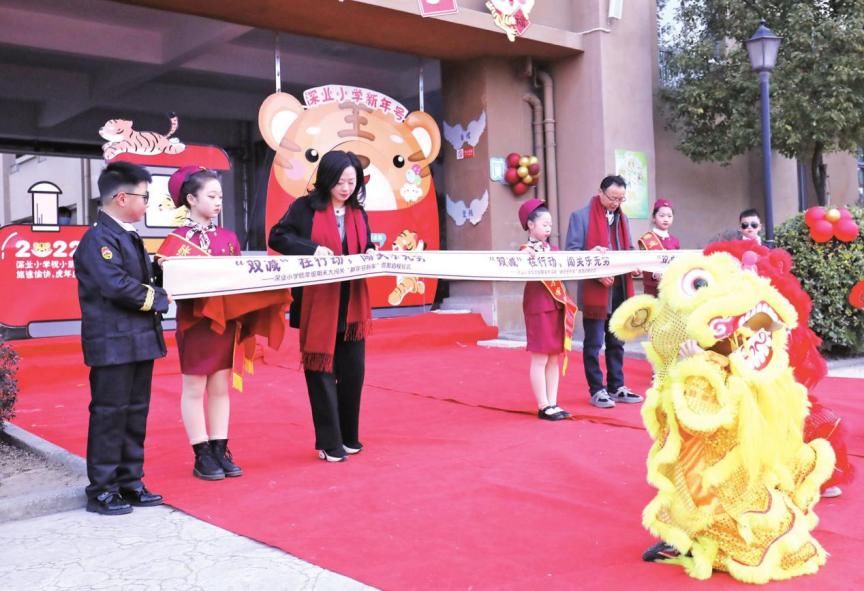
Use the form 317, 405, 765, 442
565, 175, 643, 409
73, 161, 170, 515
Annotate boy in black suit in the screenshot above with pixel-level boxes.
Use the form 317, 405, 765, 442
74, 161, 171, 515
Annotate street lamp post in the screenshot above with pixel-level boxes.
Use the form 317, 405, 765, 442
745, 21, 782, 247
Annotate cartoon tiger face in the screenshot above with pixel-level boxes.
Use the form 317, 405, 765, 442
31, 242, 53, 258
258, 91, 441, 211
99, 119, 133, 142
391, 229, 425, 252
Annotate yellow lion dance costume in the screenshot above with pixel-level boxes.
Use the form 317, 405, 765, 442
610, 251, 835, 583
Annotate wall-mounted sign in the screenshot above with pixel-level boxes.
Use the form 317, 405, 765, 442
418, 0, 459, 17
443, 111, 486, 153
446, 190, 489, 227
489, 157, 506, 183
615, 149, 650, 219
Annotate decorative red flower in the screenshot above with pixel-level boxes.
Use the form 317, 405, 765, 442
804, 207, 860, 243
849, 280, 864, 310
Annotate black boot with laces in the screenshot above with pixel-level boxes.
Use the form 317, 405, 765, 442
210, 439, 243, 477
192, 441, 225, 480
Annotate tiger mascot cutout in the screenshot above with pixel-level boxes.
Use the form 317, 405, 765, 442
388, 229, 426, 306
258, 87, 442, 307
99, 113, 186, 160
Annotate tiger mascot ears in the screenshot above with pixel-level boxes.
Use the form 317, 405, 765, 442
257, 92, 441, 211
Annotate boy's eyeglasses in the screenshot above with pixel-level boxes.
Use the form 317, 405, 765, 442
117, 191, 150, 204
741, 222, 760, 230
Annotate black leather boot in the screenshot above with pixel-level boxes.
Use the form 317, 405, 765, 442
192, 442, 225, 480
209, 439, 243, 477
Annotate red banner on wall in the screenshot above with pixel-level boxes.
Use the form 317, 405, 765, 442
0, 224, 88, 329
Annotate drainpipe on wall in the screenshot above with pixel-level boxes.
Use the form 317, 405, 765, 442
535, 69, 559, 241
522, 93, 545, 202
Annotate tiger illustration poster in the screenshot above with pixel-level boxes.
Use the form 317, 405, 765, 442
258, 86, 442, 308
99, 113, 186, 160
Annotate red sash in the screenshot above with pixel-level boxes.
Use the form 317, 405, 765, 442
522, 241, 579, 373
157, 231, 291, 391
638, 231, 666, 251
542, 279, 578, 373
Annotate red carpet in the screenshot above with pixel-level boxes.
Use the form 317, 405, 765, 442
9, 313, 864, 590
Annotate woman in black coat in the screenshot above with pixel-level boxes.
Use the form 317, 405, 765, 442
269, 150, 375, 462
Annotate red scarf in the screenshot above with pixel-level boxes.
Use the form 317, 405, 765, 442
582, 195, 634, 319
300, 204, 371, 372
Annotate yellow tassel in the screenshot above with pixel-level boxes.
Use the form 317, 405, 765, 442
232, 372, 244, 392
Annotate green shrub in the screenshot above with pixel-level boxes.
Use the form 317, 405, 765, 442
775, 207, 864, 356
0, 338, 18, 430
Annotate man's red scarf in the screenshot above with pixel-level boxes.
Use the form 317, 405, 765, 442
300, 204, 371, 372
582, 195, 634, 319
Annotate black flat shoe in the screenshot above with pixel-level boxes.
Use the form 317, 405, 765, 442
120, 486, 163, 507
538, 405, 566, 421
642, 541, 683, 562
86, 492, 132, 516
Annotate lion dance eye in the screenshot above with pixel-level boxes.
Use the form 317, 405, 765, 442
393, 155, 406, 168
305, 149, 319, 163
680, 268, 713, 296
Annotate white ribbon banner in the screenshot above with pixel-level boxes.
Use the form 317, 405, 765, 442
163, 249, 701, 300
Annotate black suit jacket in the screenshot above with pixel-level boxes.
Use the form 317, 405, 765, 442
268, 197, 372, 330
73, 211, 169, 367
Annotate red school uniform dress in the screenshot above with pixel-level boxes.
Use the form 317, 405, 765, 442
638, 228, 680, 297
521, 239, 575, 354
162, 223, 241, 375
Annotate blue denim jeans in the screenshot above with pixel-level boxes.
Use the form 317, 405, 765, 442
582, 315, 625, 397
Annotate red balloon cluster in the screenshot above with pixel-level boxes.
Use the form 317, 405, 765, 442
849, 280, 864, 310
504, 152, 541, 196
804, 207, 860, 243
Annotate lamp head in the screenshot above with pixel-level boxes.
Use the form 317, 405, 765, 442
746, 20, 781, 73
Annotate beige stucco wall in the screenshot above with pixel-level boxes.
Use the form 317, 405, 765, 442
440, 58, 539, 334
552, 0, 658, 242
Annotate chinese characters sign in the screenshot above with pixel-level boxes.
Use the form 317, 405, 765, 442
615, 149, 650, 219
163, 249, 696, 300
302, 85, 409, 122
0, 225, 87, 327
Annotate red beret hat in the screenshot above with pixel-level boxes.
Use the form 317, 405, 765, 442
652, 198, 673, 211
518, 198, 546, 231
168, 165, 205, 208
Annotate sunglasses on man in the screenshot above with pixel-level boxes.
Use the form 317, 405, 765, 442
741, 221, 760, 230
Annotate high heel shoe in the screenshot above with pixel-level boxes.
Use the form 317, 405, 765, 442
318, 449, 347, 462
343, 442, 363, 455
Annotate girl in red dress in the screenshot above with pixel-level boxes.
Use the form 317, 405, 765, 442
160, 166, 243, 481
519, 199, 577, 421
638, 198, 680, 296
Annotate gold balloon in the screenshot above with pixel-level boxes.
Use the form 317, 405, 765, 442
825, 208, 841, 222
522, 174, 534, 185
517, 166, 529, 177
528, 156, 539, 165
518, 156, 530, 167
